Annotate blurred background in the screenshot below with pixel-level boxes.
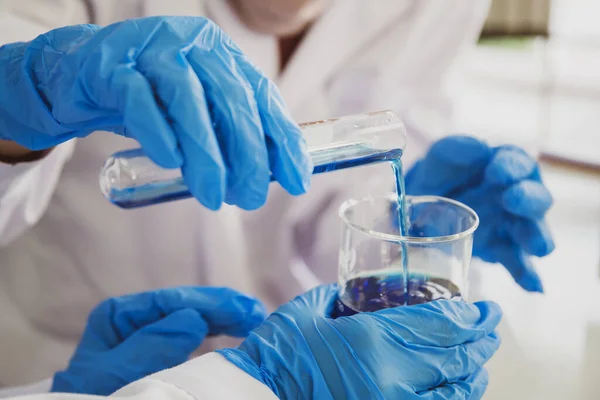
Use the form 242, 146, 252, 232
454, 0, 599, 166
459, 1, 600, 399
0, 1, 597, 398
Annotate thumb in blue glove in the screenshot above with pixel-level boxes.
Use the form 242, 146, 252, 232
219, 284, 502, 400
406, 136, 554, 292
51, 286, 266, 395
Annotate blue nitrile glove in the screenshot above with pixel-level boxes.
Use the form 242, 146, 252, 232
218, 284, 502, 400
405, 136, 554, 292
51, 287, 266, 395
0, 16, 311, 210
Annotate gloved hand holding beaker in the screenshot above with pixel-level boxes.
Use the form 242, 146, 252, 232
405, 136, 554, 292
0, 16, 312, 210
51, 287, 266, 395
218, 284, 502, 400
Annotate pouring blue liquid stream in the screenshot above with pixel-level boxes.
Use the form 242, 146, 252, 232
392, 159, 410, 308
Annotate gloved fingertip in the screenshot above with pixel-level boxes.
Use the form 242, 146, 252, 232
502, 185, 524, 213
202, 198, 223, 211
300, 162, 313, 194
502, 181, 553, 219
279, 141, 313, 197
525, 224, 555, 257
535, 284, 544, 294
280, 170, 311, 197
222, 297, 266, 337
546, 238, 556, 256
473, 301, 503, 329
140, 308, 210, 341
289, 174, 312, 197
537, 235, 556, 257
518, 273, 544, 293
485, 147, 537, 186
183, 167, 225, 211
485, 331, 502, 355
233, 295, 268, 323
532, 241, 553, 259
227, 184, 269, 211
179, 309, 211, 338
297, 136, 314, 190
488, 330, 500, 342
430, 135, 492, 166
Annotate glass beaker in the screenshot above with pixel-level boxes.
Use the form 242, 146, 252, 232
99, 110, 407, 208
335, 194, 479, 317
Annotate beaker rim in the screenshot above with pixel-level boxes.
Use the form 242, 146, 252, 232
338, 194, 480, 244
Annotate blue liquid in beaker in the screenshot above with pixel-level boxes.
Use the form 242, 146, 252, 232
334, 272, 461, 317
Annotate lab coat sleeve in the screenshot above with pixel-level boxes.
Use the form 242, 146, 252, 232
0, 1, 88, 246
0, 353, 278, 399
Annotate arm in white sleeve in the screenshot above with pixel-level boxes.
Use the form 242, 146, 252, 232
0, 0, 89, 246
0, 354, 277, 400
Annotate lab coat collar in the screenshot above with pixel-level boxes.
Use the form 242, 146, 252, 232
278, 0, 413, 113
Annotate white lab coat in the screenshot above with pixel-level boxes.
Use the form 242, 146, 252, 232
0, 0, 490, 396
0, 353, 279, 399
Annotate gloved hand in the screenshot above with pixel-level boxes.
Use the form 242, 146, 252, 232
405, 136, 554, 292
51, 287, 266, 396
218, 284, 502, 400
0, 16, 311, 210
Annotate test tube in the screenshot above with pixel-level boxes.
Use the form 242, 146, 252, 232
335, 194, 479, 317
99, 110, 407, 209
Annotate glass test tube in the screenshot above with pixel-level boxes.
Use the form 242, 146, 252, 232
99, 110, 407, 209
335, 194, 479, 317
